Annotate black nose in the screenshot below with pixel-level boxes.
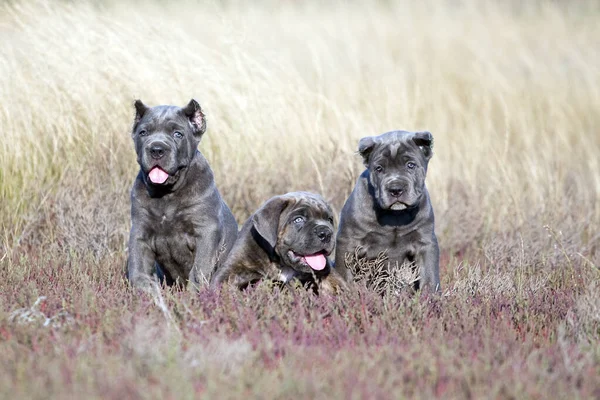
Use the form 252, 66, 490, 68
388, 186, 404, 198
315, 225, 332, 243
149, 145, 166, 160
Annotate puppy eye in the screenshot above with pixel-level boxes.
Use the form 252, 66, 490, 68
173, 131, 183, 139
293, 216, 304, 224
375, 165, 383, 173
407, 162, 416, 169
139, 130, 148, 137
328, 217, 334, 224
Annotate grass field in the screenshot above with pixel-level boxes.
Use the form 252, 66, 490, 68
1, 0, 599, 398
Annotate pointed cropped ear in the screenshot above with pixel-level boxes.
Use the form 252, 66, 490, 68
358, 136, 377, 166
251, 195, 293, 249
182, 99, 207, 137
412, 131, 434, 159
134, 99, 149, 125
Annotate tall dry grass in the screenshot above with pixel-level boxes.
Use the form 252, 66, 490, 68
1, 0, 598, 258
0, 0, 599, 398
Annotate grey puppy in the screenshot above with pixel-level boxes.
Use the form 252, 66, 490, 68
210, 192, 347, 295
335, 130, 440, 292
127, 99, 238, 289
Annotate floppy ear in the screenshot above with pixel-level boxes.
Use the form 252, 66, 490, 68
133, 99, 149, 125
358, 136, 377, 166
251, 196, 292, 249
412, 131, 434, 159
182, 99, 207, 137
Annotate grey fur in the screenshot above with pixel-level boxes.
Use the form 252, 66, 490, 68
335, 130, 440, 292
126, 99, 238, 289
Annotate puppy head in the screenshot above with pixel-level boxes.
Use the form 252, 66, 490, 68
251, 192, 336, 274
358, 130, 433, 211
131, 99, 206, 187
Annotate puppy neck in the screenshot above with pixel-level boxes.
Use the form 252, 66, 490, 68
251, 226, 279, 262
373, 189, 431, 227
374, 204, 419, 226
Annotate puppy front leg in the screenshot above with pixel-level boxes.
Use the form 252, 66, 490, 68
127, 233, 157, 290
334, 237, 359, 282
417, 238, 441, 293
189, 231, 221, 289
210, 262, 262, 290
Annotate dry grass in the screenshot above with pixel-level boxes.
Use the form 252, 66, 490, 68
1, 0, 599, 398
345, 249, 422, 295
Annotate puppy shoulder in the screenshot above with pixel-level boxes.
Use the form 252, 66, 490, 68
130, 173, 152, 211
225, 220, 271, 271
187, 150, 215, 180
131, 170, 146, 192
342, 170, 374, 217
355, 170, 373, 198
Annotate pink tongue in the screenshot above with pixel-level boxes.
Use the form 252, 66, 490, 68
303, 253, 326, 271
148, 167, 169, 184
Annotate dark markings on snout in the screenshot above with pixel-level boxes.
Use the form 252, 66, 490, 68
149, 142, 168, 159
211, 191, 346, 295
387, 184, 404, 198
335, 130, 440, 293
315, 224, 333, 243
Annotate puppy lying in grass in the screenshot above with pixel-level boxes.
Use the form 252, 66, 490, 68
210, 192, 346, 295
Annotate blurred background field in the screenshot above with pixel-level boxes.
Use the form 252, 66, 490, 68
0, 0, 599, 398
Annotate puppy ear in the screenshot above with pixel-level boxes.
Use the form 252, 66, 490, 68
182, 99, 207, 137
412, 131, 434, 159
251, 196, 292, 249
358, 136, 377, 166
133, 99, 149, 125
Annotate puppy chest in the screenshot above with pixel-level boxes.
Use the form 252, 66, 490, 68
363, 228, 421, 257
147, 214, 200, 256
153, 232, 197, 271
148, 210, 199, 236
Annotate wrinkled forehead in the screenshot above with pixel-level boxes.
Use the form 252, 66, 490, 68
286, 193, 333, 219
139, 106, 188, 128
372, 138, 418, 162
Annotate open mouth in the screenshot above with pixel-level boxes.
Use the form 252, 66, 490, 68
288, 250, 327, 271
148, 166, 169, 184
390, 202, 408, 211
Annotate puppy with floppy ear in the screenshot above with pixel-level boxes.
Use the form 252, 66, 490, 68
210, 192, 346, 294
